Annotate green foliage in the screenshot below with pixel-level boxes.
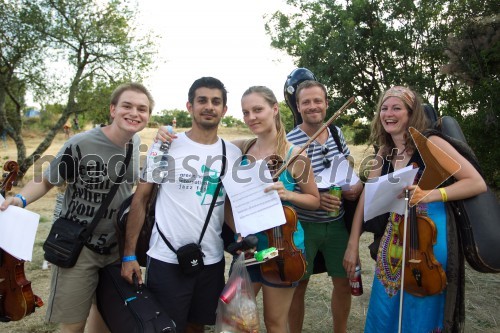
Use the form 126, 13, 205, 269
267, 0, 453, 119
442, 2, 500, 187
37, 104, 64, 129
279, 101, 295, 132
350, 123, 371, 146
266, 0, 499, 187
0, 0, 157, 177
152, 109, 192, 128
76, 79, 123, 126
221, 115, 244, 128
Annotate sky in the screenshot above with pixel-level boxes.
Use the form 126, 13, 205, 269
137, 0, 297, 119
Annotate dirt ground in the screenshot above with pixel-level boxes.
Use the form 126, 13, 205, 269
1, 127, 499, 332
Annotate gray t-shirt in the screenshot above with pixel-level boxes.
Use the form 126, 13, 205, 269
45, 127, 141, 254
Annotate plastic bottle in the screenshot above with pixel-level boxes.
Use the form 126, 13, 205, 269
148, 125, 174, 182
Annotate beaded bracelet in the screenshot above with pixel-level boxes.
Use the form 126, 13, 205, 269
439, 188, 448, 202
122, 255, 137, 262
14, 194, 27, 208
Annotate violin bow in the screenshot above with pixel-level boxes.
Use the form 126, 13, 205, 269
398, 189, 410, 333
272, 96, 355, 178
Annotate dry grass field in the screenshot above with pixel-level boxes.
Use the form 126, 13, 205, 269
1, 126, 499, 332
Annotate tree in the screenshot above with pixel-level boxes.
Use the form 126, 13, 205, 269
75, 78, 128, 126
0, 0, 156, 179
442, 4, 500, 186
266, 0, 454, 119
152, 109, 192, 128
0, 1, 46, 168
266, 0, 498, 186
221, 115, 244, 128
279, 101, 294, 132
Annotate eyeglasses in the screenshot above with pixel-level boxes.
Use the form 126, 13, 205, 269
321, 144, 331, 168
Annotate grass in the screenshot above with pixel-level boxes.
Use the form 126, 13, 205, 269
1, 127, 499, 332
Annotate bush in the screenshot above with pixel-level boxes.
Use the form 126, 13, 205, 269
351, 123, 371, 145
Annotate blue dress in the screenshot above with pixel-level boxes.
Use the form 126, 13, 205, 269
365, 154, 448, 333
365, 202, 447, 333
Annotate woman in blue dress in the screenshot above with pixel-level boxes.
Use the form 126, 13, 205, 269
230, 86, 320, 333
344, 86, 486, 332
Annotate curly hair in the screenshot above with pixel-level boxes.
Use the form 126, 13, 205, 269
370, 86, 429, 159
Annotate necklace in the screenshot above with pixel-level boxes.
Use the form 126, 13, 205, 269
396, 146, 407, 156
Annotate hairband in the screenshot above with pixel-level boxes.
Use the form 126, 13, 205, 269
383, 86, 415, 107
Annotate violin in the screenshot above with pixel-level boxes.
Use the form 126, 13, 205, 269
257, 97, 355, 286
399, 202, 447, 297
0, 161, 43, 322
260, 156, 306, 285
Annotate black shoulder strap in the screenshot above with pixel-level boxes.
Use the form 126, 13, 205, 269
197, 139, 226, 244
157, 140, 227, 253
328, 124, 346, 156
83, 140, 133, 238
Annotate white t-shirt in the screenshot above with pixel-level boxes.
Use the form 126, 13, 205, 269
145, 132, 241, 264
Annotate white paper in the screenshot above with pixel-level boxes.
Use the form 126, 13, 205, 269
222, 160, 286, 236
315, 155, 360, 190
0, 194, 40, 261
363, 165, 419, 221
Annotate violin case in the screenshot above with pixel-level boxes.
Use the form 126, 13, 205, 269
96, 264, 176, 332
424, 106, 500, 273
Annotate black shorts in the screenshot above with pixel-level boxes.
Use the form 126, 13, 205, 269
145, 257, 225, 332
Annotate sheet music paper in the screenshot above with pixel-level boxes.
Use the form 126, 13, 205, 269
0, 194, 40, 261
222, 160, 286, 236
316, 155, 360, 190
363, 165, 419, 221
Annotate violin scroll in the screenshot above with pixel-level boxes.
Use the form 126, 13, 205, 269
1, 161, 20, 197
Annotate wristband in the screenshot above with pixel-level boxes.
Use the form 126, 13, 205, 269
122, 255, 137, 262
438, 188, 448, 202
14, 194, 27, 208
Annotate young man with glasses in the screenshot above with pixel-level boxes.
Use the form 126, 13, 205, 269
286, 80, 363, 333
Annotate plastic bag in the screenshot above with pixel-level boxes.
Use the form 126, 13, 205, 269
215, 253, 260, 333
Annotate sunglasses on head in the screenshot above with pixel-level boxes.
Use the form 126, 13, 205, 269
321, 144, 331, 168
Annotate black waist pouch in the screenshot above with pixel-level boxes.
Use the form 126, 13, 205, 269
43, 218, 87, 268
176, 243, 204, 274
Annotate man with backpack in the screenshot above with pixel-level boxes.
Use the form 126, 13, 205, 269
121, 77, 242, 333
286, 79, 363, 333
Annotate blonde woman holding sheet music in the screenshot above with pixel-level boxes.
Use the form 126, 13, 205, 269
230, 85, 320, 333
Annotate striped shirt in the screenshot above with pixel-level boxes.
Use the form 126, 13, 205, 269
287, 126, 350, 223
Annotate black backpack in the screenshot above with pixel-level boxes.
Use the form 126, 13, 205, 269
328, 124, 359, 234
423, 107, 500, 273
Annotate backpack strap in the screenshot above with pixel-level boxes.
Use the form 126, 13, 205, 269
242, 138, 257, 154
328, 124, 346, 157
423, 127, 483, 177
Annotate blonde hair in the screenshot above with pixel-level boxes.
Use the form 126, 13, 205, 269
370, 86, 429, 159
110, 82, 155, 113
242, 86, 289, 159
